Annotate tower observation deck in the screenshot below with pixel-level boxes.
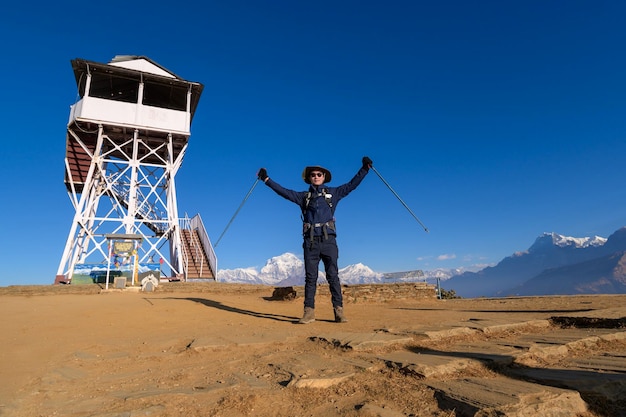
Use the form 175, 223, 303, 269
56, 56, 216, 285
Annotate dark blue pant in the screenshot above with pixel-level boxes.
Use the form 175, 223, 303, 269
303, 235, 342, 309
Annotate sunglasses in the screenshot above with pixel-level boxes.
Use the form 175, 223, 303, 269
309, 172, 324, 178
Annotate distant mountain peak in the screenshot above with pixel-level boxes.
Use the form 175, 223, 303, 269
530, 232, 607, 251
342, 262, 371, 272
445, 227, 626, 297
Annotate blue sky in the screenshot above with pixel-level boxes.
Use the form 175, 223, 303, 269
1, 1, 625, 286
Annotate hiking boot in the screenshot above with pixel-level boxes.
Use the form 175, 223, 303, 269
298, 307, 315, 324
333, 306, 348, 323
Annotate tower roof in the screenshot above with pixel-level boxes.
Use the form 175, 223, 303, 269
70, 56, 204, 118
108, 55, 180, 78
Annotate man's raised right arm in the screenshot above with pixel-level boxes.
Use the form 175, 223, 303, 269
257, 167, 301, 205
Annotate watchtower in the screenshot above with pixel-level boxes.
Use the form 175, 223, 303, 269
56, 56, 216, 284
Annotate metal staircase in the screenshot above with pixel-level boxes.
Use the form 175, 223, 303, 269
110, 180, 168, 235
179, 214, 217, 280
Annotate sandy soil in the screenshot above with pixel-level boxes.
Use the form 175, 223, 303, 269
0, 283, 624, 417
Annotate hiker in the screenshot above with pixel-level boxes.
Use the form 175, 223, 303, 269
257, 156, 373, 324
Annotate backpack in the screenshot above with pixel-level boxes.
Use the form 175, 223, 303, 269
301, 188, 335, 240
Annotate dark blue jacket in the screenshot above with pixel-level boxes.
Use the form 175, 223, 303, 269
265, 166, 369, 238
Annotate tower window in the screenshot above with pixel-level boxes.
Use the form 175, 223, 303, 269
88, 73, 139, 103
143, 81, 187, 111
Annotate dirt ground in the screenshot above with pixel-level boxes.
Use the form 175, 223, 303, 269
0, 283, 624, 417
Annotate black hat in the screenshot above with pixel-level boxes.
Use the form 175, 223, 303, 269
302, 165, 332, 184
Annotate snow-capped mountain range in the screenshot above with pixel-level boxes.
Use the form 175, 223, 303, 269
217, 253, 386, 286
217, 228, 626, 297
218, 251, 488, 286
521, 232, 606, 252
445, 228, 626, 297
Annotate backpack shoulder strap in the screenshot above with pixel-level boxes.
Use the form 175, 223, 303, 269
322, 188, 333, 208
302, 191, 312, 216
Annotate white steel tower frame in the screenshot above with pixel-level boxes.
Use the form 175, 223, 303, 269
56, 56, 207, 283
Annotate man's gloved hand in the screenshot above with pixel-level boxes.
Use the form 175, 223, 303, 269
362, 156, 373, 170
257, 168, 268, 181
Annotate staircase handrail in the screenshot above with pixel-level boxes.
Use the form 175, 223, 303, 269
178, 214, 191, 281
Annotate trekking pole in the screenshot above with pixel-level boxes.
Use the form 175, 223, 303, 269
214, 178, 260, 248
370, 166, 429, 233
